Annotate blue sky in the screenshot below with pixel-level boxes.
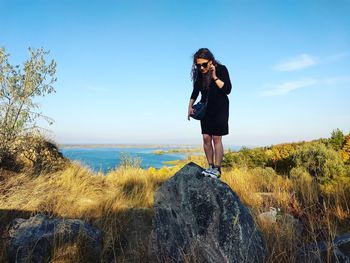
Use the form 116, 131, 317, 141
1, 0, 350, 146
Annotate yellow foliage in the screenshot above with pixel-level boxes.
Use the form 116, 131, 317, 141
339, 150, 349, 162
270, 144, 297, 162
341, 135, 350, 161
147, 166, 157, 175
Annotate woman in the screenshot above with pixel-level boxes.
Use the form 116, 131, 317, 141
188, 48, 232, 179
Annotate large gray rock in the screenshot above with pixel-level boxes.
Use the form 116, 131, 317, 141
7, 214, 102, 263
150, 162, 267, 263
298, 233, 350, 262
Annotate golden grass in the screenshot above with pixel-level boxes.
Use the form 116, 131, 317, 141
0, 161, 178, 262
220, 164, 350, 263
1, 155, 349, 262
0, 162, 176, 218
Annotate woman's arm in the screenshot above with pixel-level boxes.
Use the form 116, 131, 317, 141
188, 81, 200, 120
212, 65, 232, 94
187, 99, 195, 120
213, 78, 224, 89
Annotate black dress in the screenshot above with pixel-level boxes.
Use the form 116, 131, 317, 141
190, 64, 232, 136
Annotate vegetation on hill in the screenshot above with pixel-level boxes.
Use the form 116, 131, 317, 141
223, 129, 350, 181
0, 130, 349, 262
0, 47, 62, 174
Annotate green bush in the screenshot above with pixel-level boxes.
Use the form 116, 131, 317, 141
222, 147, 269, 168
327, 128, 345, 151
291, 142, 346, 183
119, 153, 142, 168
267, 155, 294, 175
222, 150, 242, 167
242, 147, 269, 168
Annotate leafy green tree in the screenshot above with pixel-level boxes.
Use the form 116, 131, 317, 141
328, 128, 345, 151
0, 47, 56, 156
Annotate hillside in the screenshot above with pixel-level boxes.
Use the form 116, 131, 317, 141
0, 131, 349, 262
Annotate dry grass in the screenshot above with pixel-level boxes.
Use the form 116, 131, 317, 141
0, 162, 174, 217
220, 165, 350, 263
0, 161, 177, 262
1, 155, 349, 262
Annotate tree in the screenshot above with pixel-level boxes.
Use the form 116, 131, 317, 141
0, 47, 56, 155
328, 128, 345, 151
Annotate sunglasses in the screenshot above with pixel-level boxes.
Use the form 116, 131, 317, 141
195, 61, 210, 69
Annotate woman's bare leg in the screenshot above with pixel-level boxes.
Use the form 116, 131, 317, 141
202, 134, 214, 166
213, 135, 223, 166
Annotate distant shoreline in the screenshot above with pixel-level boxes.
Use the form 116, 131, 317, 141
58, 144, 243, 152
59, 144, 201, 149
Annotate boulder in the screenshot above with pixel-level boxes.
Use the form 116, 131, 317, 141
150, 162, 267, 263
258, 207, 303, 238
258, 207, 279, 224
298, 233, 350, 262
7, 214, 102, 263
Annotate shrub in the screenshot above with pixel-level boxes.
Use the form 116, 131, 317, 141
119, 153, 142, 168
266, 144, 297, 174
292, 142, 346, 183
327, 128, 345, 151
222, 150, 243, 167
340, 135, 350, 164
222, 147, 269, 168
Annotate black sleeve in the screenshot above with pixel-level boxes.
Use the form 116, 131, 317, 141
190, 80, 200, 101
218, 65, 232, 95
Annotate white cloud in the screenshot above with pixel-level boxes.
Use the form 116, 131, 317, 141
323, 52, 350, 63
260, 78, 318, 96
321, 76, 350, 85
259, 75, 350, 97
273, 54, 318, 71
272, 52, 349, 72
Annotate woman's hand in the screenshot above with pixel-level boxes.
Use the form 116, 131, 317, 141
210, 64, 217, 79
188, 99, 195, 120
188, 107, 194, 121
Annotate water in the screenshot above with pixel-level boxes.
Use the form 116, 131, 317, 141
60, 147, 187, 173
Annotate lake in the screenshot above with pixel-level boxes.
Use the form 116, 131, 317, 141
60, 147, 189, 173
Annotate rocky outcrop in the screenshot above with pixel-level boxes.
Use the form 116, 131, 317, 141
7, 214, 102, 263
150, 162, 267, 263
298, 233, 350, 262
1, 135, 67, 174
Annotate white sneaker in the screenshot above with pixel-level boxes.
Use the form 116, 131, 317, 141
201, 166, 213, 176
208, 167, 221, 179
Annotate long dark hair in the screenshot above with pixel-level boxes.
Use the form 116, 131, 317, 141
191, 48, 218, 90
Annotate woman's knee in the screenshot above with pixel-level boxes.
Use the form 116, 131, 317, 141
202, 134, 212, 145
213, 136, 222, 144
